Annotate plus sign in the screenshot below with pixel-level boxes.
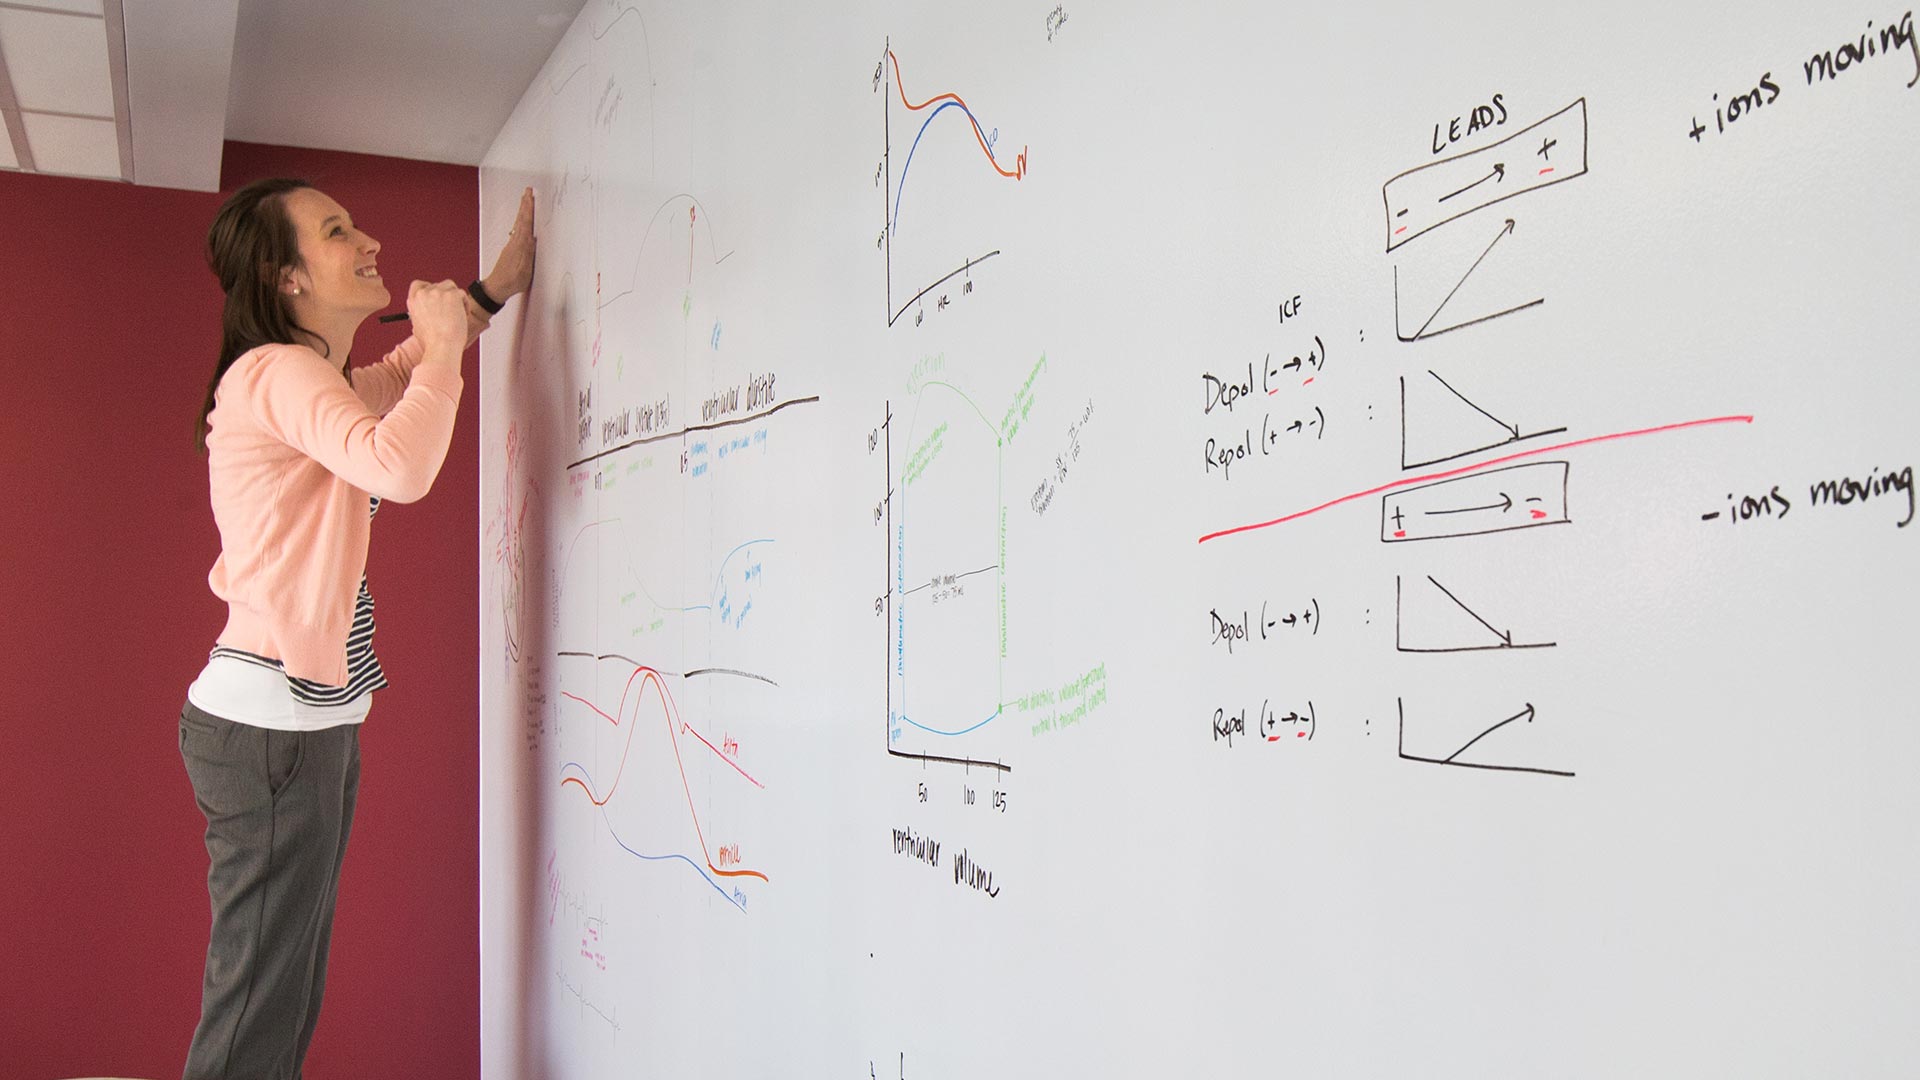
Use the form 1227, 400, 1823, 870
1391, 506, 1406, 530
1687, 117, 1706, 143
1537, 136, 1557, 160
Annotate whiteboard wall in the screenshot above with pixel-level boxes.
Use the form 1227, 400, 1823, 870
477, 2, 1920, 1075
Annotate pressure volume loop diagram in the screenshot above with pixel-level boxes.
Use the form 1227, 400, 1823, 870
875, 397, 1011, 774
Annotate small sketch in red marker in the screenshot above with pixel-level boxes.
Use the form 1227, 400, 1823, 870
1394, 530, 1407, 538
1268, 735, 1280, 743
1296, 730, 1306, 738
1538, 167, 1554, 176
1530, 509, 1547, 519
1303, 377, 1315, 386
1394, 226, 1408, 235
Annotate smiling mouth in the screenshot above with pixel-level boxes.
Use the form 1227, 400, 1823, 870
357, 266, 381, 278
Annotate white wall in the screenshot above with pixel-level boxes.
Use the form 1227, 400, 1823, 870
479, 3, 1920, 1075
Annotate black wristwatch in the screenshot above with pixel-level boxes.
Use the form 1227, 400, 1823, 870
467, 280, 505, 315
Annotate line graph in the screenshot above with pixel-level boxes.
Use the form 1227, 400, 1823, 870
555, 656, 770, 909
875, 397, 1013, 774
625, 538, 772, 619
1401, 370, 1565, 470
886, 47, 1028, 231
1397, 698, 1574, 777
1396, 574, 1557, 653
597, 193, 734, 314
876, 40, 1029, 328
1392, 220, 1545, 342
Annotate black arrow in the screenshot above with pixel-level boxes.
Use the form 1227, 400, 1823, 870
1425, 575, 1512, 647
1437, 162, 1505, 203
1407, 218, 1518, 341
1424, 492, 1513, 516
1428, 370, 1519, 438
1445, 704, 1535, 763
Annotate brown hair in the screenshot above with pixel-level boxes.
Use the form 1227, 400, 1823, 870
195, 177, 326, 452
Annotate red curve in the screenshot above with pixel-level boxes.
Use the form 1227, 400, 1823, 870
557, 666, 770, 882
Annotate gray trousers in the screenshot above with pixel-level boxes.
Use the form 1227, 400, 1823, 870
178, 701, 361, 1080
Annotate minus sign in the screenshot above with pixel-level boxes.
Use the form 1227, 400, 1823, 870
1701, 512, 1721, 520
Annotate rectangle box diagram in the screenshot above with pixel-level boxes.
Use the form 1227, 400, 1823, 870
1383, 98, 1589, 252
1382, 461, 1569, 543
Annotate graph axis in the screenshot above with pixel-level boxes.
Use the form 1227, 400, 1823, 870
1396, 697, 1574, 777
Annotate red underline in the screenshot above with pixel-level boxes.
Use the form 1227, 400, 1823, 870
1196, 414, 1753, 545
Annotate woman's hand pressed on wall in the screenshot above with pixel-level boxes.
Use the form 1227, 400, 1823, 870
481, 188, 537, 302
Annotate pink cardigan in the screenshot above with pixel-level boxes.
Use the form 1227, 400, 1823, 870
204, 336, 464, 685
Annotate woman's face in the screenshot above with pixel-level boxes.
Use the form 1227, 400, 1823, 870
283, 187, 387, 317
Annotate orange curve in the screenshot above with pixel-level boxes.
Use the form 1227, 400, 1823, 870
556, 664, 769, 883
888, 49, 1025, 180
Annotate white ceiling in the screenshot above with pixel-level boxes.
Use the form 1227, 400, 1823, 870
224, 0, 583, 171
0, 0, 581, 191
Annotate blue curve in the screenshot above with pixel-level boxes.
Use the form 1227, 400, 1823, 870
891, 100, 1002, 233
559, 761, 746, 911
631, 538, 773, 615
899, 710, 1000, 737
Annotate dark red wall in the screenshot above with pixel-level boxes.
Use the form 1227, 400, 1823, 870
0, 142, 481, 1079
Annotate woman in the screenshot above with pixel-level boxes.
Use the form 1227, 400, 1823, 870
178, 177, 534, 1080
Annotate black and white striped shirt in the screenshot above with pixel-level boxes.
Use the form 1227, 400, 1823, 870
188, 497, 389, 728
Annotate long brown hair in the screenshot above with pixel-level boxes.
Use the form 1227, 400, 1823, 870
195, 177, 327, 452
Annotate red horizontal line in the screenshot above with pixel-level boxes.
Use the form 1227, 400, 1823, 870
1196, 414, 1754, 544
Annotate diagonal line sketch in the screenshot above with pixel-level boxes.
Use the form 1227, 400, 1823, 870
1401, 370, 1567, 470
1397, 698, 1574, 777
1396, 574, 1557, 653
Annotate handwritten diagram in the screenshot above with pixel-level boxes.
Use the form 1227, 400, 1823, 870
876, 391, 1013, 774
1396, 697, 1574, 778
1396, 574, 1557, 654
1400, 370, 1566, 471
555, 655, 770, 910
873, 40, 1028, 328
1385, 98, 1589, 341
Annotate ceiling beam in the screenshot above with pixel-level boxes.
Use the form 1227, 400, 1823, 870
122, 0, 237, 190
102, 0, 130, 180
0, 22, 34, 171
